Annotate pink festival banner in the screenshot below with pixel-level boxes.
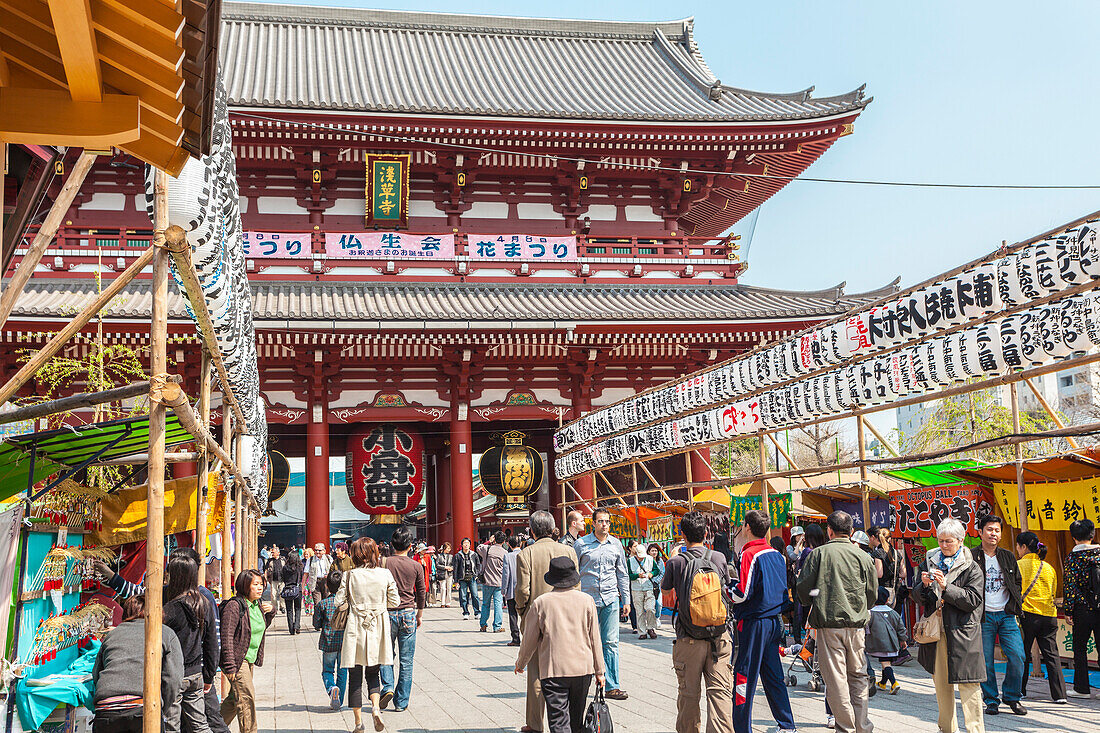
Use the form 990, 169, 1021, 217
323, 232, 456, 259
242, 232, 311, 258
467, 234, 578, 261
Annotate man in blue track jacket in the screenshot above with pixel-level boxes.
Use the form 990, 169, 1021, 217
729, 510, 795, 733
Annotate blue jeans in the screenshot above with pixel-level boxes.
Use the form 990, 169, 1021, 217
380, 609, 418, 709
321, 650, 347, 704
480, 585, 504, 630
981, 610, 1025, 705
457, 579, 480, 615
596, 601, 621, 691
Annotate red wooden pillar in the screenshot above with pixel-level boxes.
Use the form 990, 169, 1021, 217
306, 395, 330, 548
449, 401, 474, 549
548, 439, 562, 514
438, 447, 453, 546
690, 447, 713, 484
426, 453, 437, 546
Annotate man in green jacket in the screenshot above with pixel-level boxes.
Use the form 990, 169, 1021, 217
796, 511, 877, 733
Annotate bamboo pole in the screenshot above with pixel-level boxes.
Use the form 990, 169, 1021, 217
234, 434, 244, 575
0, 245, 155, 406
765, 433, 814, 489
557, 349, 1100, 481
219, 408, 232, 698
196, 350, 212, 587
143, 169, 170, 733
1023, 377, 1080, 450
162, 225, 248, 429
635, 460, 673, 502
596, 470, 628, 506
758, 435, 770, 538
631, 463, 641, 539
863, 419, 902, 458
857, 415, 871, 529
0, 375, 175, 424
95, 452, 200, 465
152, 381, 247, 487
1010, 383, 1029, 531
685, 452, 694, 511
0, 152, 98, 329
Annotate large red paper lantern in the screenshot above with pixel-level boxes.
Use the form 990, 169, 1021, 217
346, 424, 425, 515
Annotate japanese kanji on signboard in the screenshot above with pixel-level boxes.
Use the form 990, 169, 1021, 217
365, 154, 410, 228
346, 423, 425, 515
889, 484, 996, 539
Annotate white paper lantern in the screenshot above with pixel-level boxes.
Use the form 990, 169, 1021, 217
924, 338, 952, 386
1054, 298, 1090, 354
1016, 309, 1048, 366
1072, 222, 1100, 280
997, 254, 1025, 308
1015, 245, 1042, 302
1032, 303, 1073, 359
845, 312, 874, 354
906, 345, 931, 393
998, 313, 1026, 369
973, 322, 1006, 375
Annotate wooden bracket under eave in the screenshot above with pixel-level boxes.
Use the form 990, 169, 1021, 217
0, 87, 139, 147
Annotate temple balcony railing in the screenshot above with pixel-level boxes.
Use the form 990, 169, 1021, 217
13, 226, 746, 282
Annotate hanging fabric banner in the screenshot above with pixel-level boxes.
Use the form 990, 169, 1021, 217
324, 232, 456, 260
730, 493, 791, 529
365, 154, 410, 228
890, 484, 996, 538
467, 234, 578, 261
242, 232, 310, 259
990, 478, 1100, 531
646, 514, 675, 546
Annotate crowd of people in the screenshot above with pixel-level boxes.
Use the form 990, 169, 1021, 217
85, 508, 1100, 733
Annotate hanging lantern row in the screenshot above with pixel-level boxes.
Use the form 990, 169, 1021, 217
555, 290, 1100, 480
555, 218, 1100, 455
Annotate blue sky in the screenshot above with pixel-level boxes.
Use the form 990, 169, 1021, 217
263, 0, 1099, 294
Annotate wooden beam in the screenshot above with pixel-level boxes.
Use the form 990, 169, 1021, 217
163, 225, 248, 430
765, 433, 814, 489
195, 348, 212, 587
1010, 383, 1028, 532
0, 244, 155, 403
47, 0, 102, 102
151, 381, 247, 489
863, 419, 901, 458
635, 459, 672, 502
596, 470, 628, 507
0, 151, 96, 331
857, 416, 870, 529
0, 375, 177, 424
143, 167, 168, 733
0, 88, 139, 147
94, 452, 199, 466
1023, 377, 1080, 450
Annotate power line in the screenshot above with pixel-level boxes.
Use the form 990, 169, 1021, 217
234, 112, 1100, 191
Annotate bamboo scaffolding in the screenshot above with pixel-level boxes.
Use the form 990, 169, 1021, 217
0, 245, 156, 407
150, 381, 247, 488
1023, 377, 1080, 450
1010, 383, 1029, 532
143, 169, 169, 733
0, 152, 98, 330
863, 419, 901, 459
234, 434, 244, 575
765, 433, 814, 489
196, 350, 212, 587
95, 452, 200, 466
857, 415, 870, 527
0, 376, 178, 425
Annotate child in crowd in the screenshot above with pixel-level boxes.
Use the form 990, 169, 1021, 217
867, 586, 907, 694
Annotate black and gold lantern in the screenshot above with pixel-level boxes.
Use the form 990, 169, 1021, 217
479, 431, 545, 517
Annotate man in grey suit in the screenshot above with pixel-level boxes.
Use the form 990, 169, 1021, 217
515, 511, 578, 733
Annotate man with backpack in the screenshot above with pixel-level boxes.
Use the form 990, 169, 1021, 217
660, 511, 733, 733
1064, 518, 1100, 699
729, 510, 796, 733
796, 511, 877, 733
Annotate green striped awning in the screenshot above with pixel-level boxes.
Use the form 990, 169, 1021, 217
881, 460, 984, 487
0, 415, 195, 501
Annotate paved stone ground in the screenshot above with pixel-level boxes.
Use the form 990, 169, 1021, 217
254, 608, 1100, 732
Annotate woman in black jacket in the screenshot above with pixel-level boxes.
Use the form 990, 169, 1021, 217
281, 550, 305, 634
163, 553, 218, 733
918, 518, 986, 733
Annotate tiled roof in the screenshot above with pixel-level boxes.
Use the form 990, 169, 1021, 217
10, 281, 899, 324
220, 2, 869, 123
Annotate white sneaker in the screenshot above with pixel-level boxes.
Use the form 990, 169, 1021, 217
462, 613, 470, 619
1067, 690, 1091, 699
826, 715, 835, 729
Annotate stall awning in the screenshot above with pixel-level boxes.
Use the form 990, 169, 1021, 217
881, 460, 983, 486
946, 454, 1100, 484
0, 415, 195, 501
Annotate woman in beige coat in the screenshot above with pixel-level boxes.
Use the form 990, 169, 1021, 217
336, 538, 399, 733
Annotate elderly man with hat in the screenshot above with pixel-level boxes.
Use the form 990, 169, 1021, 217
515, 556, 604, 733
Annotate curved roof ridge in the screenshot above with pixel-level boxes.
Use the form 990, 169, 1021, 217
720, 82, 869, 107
223, 1, 692, 40
652, 27, 720, 100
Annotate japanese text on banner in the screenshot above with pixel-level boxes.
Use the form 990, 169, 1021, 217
890, 484, 996, 538
243, 232, 309, 258
730, 493, 792, 529
467, 234, 578, 261
323, 232, 456, 260
990, 478, 1100, 531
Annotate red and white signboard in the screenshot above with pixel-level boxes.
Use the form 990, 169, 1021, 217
243, 232, 310, 258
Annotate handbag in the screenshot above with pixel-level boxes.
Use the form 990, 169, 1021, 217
280, 583, 301, 600
581, 686, 613, 733
913, 601, 943, 644
1021, 560, 1044, 601
330, 600, 349, 631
